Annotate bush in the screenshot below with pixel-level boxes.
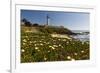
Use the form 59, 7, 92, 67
33, 23, 39, 27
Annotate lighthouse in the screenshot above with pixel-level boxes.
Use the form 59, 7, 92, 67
46, 14, 50, 25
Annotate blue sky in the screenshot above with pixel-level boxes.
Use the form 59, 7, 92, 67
21, 10, 90, 30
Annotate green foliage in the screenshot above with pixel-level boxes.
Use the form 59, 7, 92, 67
34, 26, 75, 35
21, 18, 32, 27
21, 29, 89, 63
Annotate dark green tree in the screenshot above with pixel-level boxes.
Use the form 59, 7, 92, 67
21, 18, 32, 27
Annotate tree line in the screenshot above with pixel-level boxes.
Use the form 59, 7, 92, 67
21, 18, 39, 27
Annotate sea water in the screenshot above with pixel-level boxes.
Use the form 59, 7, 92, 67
71, 30, 89, 42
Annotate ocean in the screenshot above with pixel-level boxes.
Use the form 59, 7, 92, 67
71, 30, 89, 42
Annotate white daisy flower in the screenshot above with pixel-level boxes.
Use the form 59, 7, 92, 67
40, 41, 42, 42
48, 50, 50, 53
44, 57, 47, 60
59, 44, 61, 46
69, 39, 72, 41
21, 49, 25, 52
30, 41, 32, 44
53, 45, 58, 47
67, 56, 71, 59
47, 42, 50, 44
37, 49, 40, 52
44, 42, 46, 44
23, 42, 26, 45
35, 47, 39, 50
81, 50, 84, 53
74, 53, 78, 56
71, 58, 75, 61
63, 39, 66, 41
25, 36, 28, 38
33, 41, 36, 43
23, 39, 27, 42
34, 44, 37, 46
86, 42, 89, 44
82, 42, 84, 45
58, 39, 61, 41
52, 47, 55, 50
61, 46, 63, 48
40, 43, 43, 46
66, 42, 69, 44
49, 45, 52, 48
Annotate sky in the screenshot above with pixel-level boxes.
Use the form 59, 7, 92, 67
21, 10, 90, 31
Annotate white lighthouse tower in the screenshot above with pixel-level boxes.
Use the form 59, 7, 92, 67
46, 14, 50, 25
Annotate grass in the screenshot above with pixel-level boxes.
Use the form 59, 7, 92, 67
21, 29, 90, 63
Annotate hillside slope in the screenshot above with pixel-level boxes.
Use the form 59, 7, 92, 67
21, 25, 76, 35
